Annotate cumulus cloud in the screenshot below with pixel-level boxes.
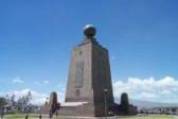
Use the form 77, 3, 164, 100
12, 77, 24, 84
113, 76, 178, 103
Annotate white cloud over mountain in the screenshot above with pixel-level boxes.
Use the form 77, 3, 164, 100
113, 76, 178, 103
3, 76, 178, 105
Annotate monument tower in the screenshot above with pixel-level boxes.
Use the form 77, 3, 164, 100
59, 25, 114, 117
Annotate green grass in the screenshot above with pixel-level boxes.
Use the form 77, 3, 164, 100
4, 113, 40, 119
3, 114, 178, 119
118, 115, 176, 119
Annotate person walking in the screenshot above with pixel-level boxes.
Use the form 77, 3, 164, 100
39, 114, 42, 119
25, 114, 28, 119
0, 107, 4, 119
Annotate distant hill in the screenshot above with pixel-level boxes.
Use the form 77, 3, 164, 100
115, 98, 178, 109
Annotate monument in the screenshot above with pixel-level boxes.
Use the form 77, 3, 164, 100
40, 25, 137, 117
58, 25, 115, 117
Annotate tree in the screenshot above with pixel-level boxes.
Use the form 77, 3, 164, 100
120, 92, 129, 114
17, 91, 32, 112
0, 97, 7, 118
10, 94, 16, 106
0, 97, 7, 108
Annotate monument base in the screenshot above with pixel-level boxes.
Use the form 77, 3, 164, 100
57, 102, 96, 117
40, 102, 137, 117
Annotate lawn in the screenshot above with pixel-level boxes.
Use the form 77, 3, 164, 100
118, 115, 177, 119
3, 114, 178, 119
4, 113, 40, 119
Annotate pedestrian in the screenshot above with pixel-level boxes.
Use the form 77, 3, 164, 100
49, 110, 53, 119
25, 114, 28, 119
39, 114, 42, 119
1, 107, 4, 119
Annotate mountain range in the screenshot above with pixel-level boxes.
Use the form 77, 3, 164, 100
115, 98, 178, 109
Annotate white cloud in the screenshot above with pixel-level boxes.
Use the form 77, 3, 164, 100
113, 76, 178, 103
34, 80, 50, 85
43, 80, 49, 84
12, 77, 24, 84
5, 76, 178, 105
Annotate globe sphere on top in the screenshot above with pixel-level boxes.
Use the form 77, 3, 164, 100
83, 24, 96, 37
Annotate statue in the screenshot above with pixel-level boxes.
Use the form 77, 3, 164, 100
49, 92, 60, 118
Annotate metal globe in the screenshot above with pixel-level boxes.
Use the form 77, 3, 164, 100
83, 24, 96, 37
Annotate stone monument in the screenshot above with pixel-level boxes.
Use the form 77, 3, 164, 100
58, 25, 115, 117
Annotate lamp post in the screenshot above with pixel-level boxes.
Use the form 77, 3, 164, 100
104, 88, 108, 118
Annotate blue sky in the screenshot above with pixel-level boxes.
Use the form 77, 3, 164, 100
0, 0, 178, 103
